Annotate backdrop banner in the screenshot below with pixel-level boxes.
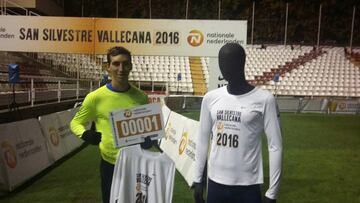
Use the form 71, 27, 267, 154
0, 119, 51, 192
160, 111, 199, 186
39, 109, 84, 162
0, 15, 247, 56
39, 113, 68, 162
56, 109, 84, 153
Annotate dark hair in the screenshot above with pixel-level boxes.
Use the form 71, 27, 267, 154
106, 46, 132, 64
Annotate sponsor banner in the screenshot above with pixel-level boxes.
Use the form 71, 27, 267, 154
39, 113, 68, 162
39, 108, 84, 162
94, 18, 247, 56
160, 112, 185, 160
56, 109, 84, 152
0, 16, 94, 54
0, 119, 51, 192
110, 103, 165, 148
160, 111, 199, 186
335, 100, 360, 112
0, 15, 247, 56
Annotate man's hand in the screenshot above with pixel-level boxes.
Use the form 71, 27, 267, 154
193, 182, 205, 203
263, 196, 276, 203
81, 130, 101, 145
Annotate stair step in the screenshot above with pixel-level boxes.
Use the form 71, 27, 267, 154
191, 73, 204, 77
189, 56, 207, 95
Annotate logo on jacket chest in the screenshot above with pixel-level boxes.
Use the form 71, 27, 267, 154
216, 110, 242, 123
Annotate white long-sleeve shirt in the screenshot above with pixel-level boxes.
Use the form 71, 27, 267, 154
194, 86, 283, 199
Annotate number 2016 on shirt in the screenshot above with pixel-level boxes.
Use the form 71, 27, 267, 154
216, 133, 239, 148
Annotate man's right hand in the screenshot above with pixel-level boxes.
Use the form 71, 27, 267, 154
193, 182, 205, 203
81, 130, 101, 145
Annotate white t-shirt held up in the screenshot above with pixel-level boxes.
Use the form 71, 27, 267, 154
110, 145, 175, 203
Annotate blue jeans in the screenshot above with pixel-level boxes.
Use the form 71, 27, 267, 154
207, 178, 262, 203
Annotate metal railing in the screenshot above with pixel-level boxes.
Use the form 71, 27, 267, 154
0, 0, 4, 15
0, 74, 96, 110
29, 10, 40, 16
2, 0, 39, 16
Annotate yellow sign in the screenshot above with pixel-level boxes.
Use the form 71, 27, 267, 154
0, 16, 247, 56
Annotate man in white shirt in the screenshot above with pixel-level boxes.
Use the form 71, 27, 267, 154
193, 43, 283, 203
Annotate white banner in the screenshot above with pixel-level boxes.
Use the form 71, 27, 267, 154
0, 119, 51, 192
335, 100, 360, 112
0, 15, 247, 56
95, 18, 247, 56
160, 111, 199, 186
110, 103, 165, 147
56, 109, 84, 152
39, 113, 68, 162
39, 109, 84, 162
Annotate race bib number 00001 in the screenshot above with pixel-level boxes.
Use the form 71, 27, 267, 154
110, 103, 164, 148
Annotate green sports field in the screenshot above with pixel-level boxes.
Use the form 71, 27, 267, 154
1, 112, 359, 203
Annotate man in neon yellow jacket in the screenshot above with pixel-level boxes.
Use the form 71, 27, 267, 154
70, 46, 148, 203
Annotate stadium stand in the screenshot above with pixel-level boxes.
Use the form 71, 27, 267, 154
0, 52, 92, 110
0, 0, 359, 113
2, 44, 360, 110
39, 53, 207, 95
239, 45, 360, 98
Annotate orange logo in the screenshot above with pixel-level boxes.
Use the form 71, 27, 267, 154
217, 122, 224, 131
187, 30, 204, 47
1, 141, 17, 168
124, 110, 132, 118
49, 127, 60, 146
338, 103, 346, 110
178, 132, 188, 155
136, 183, 141, 191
